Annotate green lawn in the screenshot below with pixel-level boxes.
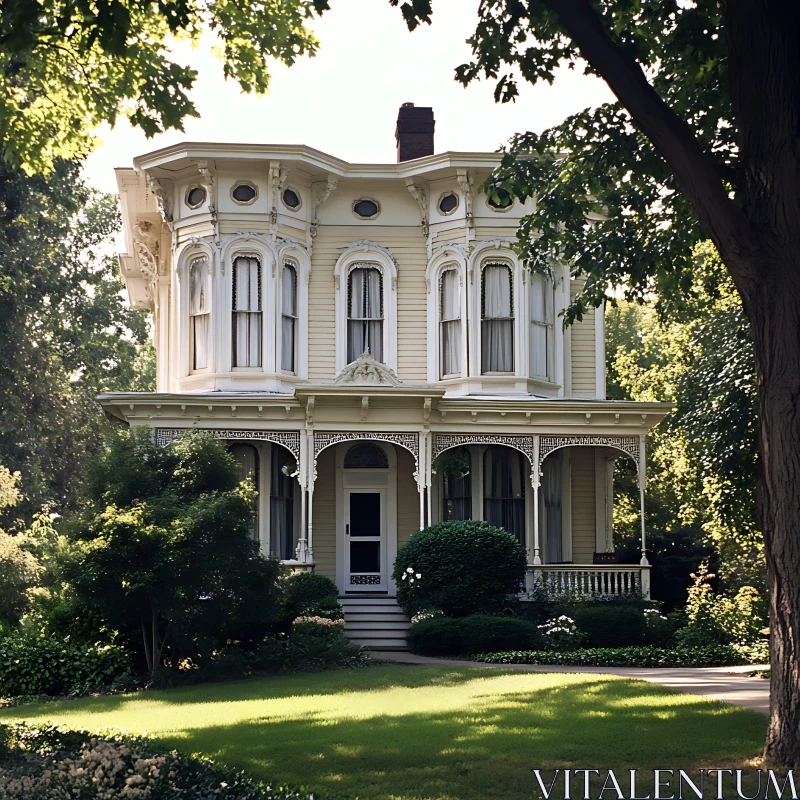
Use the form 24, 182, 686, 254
2, 665, 765, 800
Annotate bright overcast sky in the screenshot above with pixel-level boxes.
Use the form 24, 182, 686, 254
83, 0, 614, 193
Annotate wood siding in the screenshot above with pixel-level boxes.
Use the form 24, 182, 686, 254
311, 447, 336, 579
397, 447, 420, 548
570, 279, 597, 397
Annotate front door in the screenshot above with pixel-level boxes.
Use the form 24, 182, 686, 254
345, 489, 387, 591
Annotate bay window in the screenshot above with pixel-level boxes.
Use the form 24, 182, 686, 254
232, 256, 262, 367
481, 263, 514, 373
347, 265, 383, 363
530, 273, 553, 380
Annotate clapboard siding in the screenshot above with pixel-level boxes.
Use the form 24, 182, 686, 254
312, 447, 336, 580
309, 226, 428, 382
570, 448, 596, 563
570, 279, 597, 397
397, 447, 420, 549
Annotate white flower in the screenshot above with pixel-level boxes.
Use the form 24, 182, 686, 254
415, 573, 421, 579
406, 567, 414, 573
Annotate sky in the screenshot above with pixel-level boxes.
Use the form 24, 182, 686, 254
83, 0, 614, 193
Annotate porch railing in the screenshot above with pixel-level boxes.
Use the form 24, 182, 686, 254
526, 564, 651, 600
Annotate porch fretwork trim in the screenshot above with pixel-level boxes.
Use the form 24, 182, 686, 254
154, 428, 301, 460
431, 434, 535, 466
538, 435, 640, 472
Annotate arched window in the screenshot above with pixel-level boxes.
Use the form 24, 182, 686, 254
230, 444, 258, 539
343, 443, 388, 469
281, 261, 297, 373
439, 267, 461, 377
347, 265, 383, 363
483, 446, 526, 545
232, 256, 262, 367
530, 273, 553, 380
441, 446, 472, 521
481, 263, 514, 373
189, 257, 210, 371
270, 446, 295, 560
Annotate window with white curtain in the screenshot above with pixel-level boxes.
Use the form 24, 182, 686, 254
281, 262, 297, 373
483, 446, 526, 546
542, 454, 563, 562
189, 257, 210, 371
439, 267, 461, 377
270, 446, 295, 560
481, 263, 514, 373
232, 256, 262, 368
530, 273, 553, 379
347, 265, 383, 363
230, 444, 259, 539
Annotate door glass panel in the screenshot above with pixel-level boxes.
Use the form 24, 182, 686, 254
350, 541, 380, 572
349, 493, 381, 536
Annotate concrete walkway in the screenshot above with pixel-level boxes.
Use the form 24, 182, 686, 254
369, 651, 771, 715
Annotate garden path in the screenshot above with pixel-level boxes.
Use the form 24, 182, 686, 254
370, 652, 771, 714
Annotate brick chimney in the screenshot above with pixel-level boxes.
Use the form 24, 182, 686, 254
395, 103, 435, 162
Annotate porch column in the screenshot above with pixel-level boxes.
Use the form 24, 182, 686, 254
296, 430, 314, 563
638, 434, 649, 567
532, 434, 542, 565
425, 432, 433, 527
417, 431, 427, 530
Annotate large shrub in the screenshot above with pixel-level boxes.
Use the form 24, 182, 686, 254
573, 605, 647, 648
408, 615, 539, 657
0, 631, 130, 698
393, 521, 527, 617
0, 723, 329, 800
281, 571, 343, 622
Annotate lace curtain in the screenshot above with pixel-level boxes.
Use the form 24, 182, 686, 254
281, 263, 297, 372
189, 258, 209, 370
233, 257, 262, 367
439, 268, 461, 377
481, 264, 514, 372
347, 266, 383, 363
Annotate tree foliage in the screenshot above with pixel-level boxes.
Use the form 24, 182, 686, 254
62, 429, 284, 677
0, 0, 330, 173
0, 160, 153, 521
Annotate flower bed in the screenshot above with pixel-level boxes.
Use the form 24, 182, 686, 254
473, 644, 756, 668
0, 722, 328, 800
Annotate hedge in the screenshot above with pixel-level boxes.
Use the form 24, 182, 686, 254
573, 605, 647, 648
0, 632, 131, 698
408, 615, 539, 656
473, 645, 754, 668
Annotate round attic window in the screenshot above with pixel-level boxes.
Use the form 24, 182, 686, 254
438, 192, 458, 215
282, 187, 301, 210
487, 188, 514, 211
232, 181, 258, 204
185, 186, 206, 209
353, 198, 380, 219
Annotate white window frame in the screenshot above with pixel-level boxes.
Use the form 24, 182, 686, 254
279, 259, 298, 374
275, 242, 310, 381
231, 254, 264, 369
188, 255, 211, 373
176, 242, 217, 382
528, 271, 555, 381
334, 243, 398, 373
479, 260, 516, 375
425, 248, 468, 383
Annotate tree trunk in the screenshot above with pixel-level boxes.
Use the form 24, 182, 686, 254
748, 273, 800, 766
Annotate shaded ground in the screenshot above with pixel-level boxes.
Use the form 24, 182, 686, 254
1, 666, 765, 800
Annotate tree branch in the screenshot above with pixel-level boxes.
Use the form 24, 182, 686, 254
545, 0, 759, 283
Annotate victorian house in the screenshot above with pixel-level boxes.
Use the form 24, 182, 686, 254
101, 105, 670, 649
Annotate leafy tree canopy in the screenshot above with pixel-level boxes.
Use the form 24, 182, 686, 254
0, 159, 153, 521
391, 0, 730, 323
0, 0, 330, 173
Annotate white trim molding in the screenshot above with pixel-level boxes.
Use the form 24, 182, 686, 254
333, 241, 399, 374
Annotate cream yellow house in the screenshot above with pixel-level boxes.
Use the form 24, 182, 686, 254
100, 105, 670, 649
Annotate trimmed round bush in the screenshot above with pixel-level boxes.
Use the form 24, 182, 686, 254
573, 604, 647, 648
408, 615, 540, 657
281, 571, 342, 621
393, 521, 527, 617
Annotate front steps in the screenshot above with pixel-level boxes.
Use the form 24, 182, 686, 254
340, 596, 410, 651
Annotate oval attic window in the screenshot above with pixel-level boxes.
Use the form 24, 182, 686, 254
186, 186, 206, 208
487, 188, 514, 210
282, 187, 301, 209
353, 198, 380, 219
232, 182, 258, 204
438, 192, 458, 214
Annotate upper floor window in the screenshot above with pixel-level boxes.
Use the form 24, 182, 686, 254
281, 262, 297, 373
347, 265, 383, 363
481, 263, 514, 373
530, 273, 554, 380
189, 257, 210, 371
439, 267, 461, 378
232, 256, 262, 367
